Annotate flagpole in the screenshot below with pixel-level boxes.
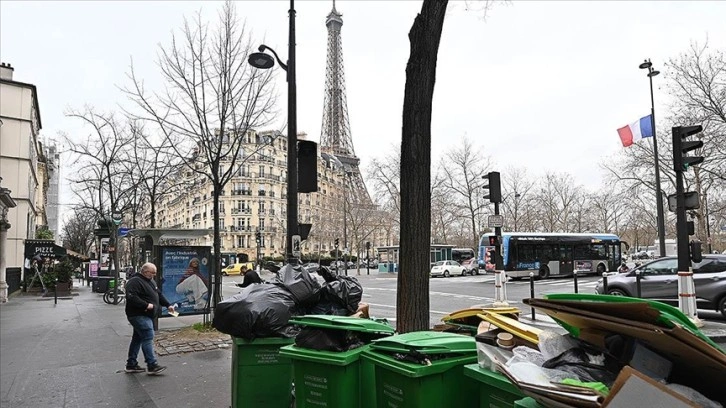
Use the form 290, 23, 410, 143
641, 59, 666, 258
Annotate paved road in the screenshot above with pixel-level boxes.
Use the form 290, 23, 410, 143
220, 270, 725, 330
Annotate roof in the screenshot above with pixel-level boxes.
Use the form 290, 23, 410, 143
0, 78, 42, 129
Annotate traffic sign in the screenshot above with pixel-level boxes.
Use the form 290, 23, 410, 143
118, 227, 131, 237
488, 215, 504, 228
292, 235, 301, 257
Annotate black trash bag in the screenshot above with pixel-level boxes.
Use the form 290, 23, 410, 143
542, 343, 623, 386
317, 266, 337, 283
212, 284, 302, 339
320, 275, 363, 314
307, 299, 350, 316
295, 327, 365, 352
273, 264, 322, 306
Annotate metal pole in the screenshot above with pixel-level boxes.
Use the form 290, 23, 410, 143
285, 0, 299, 265
529, 272, 535, 320
636, 269, 642, 298
573, 270, 578, 294
493, 201, 507, 306
602, 272, 608, 294
54, 278, 58, 305
673, 134, 697, 319
648, 67, 667, 258
705, 193, 712, 254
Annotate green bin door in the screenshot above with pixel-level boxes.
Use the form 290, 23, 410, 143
370, 331, 476, 355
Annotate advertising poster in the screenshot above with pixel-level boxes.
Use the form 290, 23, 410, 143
89, 260, 99, 278
160, 246, 211, 316
100, 238, 111, 270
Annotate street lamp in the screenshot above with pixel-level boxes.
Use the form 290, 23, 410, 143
639, 58, 666, 258
248, 0, 298, 264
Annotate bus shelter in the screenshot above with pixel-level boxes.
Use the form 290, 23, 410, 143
375, 244, 455, 273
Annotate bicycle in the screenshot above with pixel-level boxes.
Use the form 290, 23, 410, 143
103, 279, 126, 305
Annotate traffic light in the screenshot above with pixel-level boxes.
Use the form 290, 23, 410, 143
366, 241, 371, 250
690, 241, 702, 263
298, 140, 318, 193
672, 125, 704, 172
334, 238, 339, 248
488, 236, 497, 246
255, 230, 262, 243
482, 171, 502, 203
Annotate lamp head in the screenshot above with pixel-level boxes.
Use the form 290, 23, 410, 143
248, 52, 274, 69
639, 60, 652, 69
647, 69, 660, 78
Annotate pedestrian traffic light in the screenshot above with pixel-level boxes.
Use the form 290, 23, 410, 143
488, 236, 497, 246
482, 171, 502, 203
334, 238, 339, 248
672, 125, 704, 172
366, 241, 371, 250
689, 240, 702, 263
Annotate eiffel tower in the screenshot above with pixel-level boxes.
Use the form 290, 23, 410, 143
319, 1, 371, 204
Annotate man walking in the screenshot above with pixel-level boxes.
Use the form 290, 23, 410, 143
124, 262, 174, 375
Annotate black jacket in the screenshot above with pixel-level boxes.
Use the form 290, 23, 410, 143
125, 274, 170, 318
240, 269, 262, 288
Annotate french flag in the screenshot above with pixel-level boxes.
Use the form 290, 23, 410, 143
617, 115, 653, 147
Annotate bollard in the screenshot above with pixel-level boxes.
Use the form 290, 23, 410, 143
529, 272, 535, 320
54, 278, 58, 305
636, 269, 642, 298
573, 270, 579, 294
602, 272, 608, 294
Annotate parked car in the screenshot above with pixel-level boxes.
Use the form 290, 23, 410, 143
594, 255, 726, 318
461, 258, 480, 276
430, 260, 466, 278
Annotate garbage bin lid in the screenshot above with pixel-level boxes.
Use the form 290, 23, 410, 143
289, 315, 395, 334
370, 331, 476, 355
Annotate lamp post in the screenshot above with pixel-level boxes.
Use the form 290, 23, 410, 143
704, 193, 712, 254
513, 193, 521, 232
249, 0, 298, 264
639, 59, 666, 258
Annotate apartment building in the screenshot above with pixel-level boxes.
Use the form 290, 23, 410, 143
155, 129, 387, 262
0, 62, 45, 271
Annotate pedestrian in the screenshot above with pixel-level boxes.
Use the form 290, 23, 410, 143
124, 262, 174, 375
239, 267, 262, 288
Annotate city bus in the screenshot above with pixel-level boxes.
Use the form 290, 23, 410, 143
477, 232, 625, 279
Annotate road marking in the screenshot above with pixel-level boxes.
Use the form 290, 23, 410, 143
365, 302, 451, 315
363, 287, 495, 303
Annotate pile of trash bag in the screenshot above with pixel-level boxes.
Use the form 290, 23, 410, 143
213, 264, 363, 339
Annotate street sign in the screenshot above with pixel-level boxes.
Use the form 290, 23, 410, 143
667, 192, 700, 212
292, 234, 301, 257
118, 227, 130, 237
488, 215, 504, 228
111, 212, 123, 226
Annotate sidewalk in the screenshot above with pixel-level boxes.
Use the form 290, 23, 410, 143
0, 283, 231, 408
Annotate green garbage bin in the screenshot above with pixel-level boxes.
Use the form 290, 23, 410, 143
462, 364, 525, 408
280, 315, 395, 408
362, 331, 479, 408
231, 337, 295, 408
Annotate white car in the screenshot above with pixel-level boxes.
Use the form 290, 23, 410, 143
430, 260, 465, 278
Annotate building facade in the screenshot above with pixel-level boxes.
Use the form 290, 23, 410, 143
0, 62, 45, 272
155, 129, 387, 262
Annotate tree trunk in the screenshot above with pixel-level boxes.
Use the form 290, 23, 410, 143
397, 0, 448, 334
212, 171, 222, 314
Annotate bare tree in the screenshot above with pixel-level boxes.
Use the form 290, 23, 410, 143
64, 107, 137, 283
439, 135, 492, 244
123, 1, 277, 311
60, 207, 97, 256
501, 167, 535, 232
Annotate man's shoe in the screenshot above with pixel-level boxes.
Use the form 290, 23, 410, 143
124, 365, 145, 373
147, 365, 167, 375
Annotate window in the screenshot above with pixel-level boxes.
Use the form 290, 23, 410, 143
641, 259, 678, 276
694, 258, 726, 274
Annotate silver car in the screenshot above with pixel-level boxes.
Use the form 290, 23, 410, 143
594, 255, 726, 318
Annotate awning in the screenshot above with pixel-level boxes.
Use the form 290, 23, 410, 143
24, 239, 69, 260
66, 248, 91, 262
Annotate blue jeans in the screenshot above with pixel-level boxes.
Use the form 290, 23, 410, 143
127, 315, 157, 367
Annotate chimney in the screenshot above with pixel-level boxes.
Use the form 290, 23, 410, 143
0, 62, 14, 80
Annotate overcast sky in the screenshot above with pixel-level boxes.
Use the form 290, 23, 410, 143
2, 1, 725, 212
